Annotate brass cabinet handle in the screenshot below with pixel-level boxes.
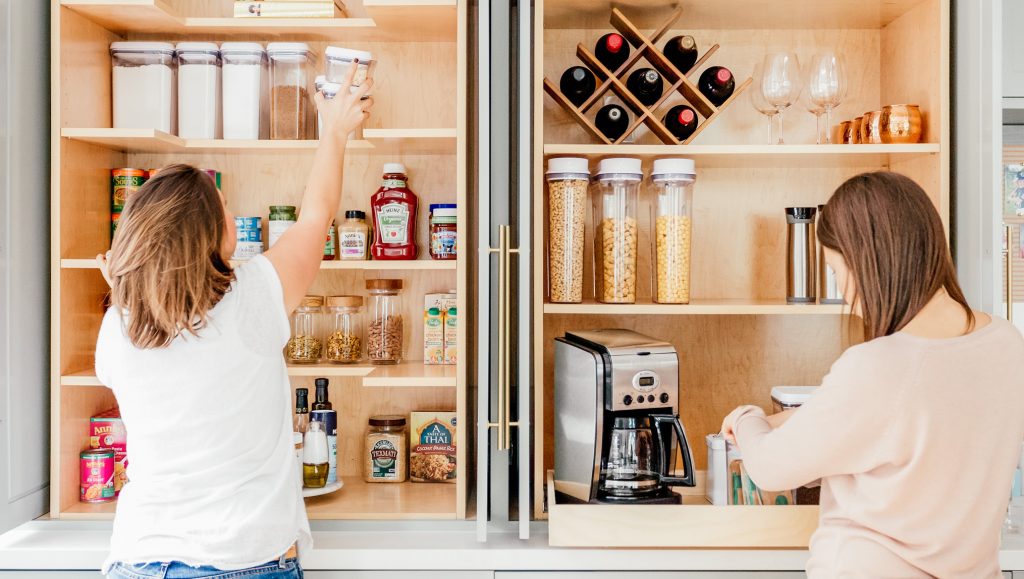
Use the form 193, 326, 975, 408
488, 225, 520, 451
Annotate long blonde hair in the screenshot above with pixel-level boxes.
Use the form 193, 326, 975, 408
108, 164, 234, 348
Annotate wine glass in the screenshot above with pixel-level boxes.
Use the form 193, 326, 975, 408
750, 62, 779, 145
806, 52, 847, 144
761, 52, 802, 145
800, 90, 826, 144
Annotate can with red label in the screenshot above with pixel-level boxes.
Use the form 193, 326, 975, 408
80, 448, 116, 503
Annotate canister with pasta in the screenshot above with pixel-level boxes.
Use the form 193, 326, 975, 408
651, 158, 696, 304
546, 157, 589, 303
593, 158, 642, 304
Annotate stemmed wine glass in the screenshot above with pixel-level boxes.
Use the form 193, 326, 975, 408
800, 90, 827, 144
805, 52, 847, 144
760, 52, 802, 145
750, 62, 779, 145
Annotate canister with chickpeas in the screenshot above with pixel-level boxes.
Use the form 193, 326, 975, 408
593, 158, 642, 304
546, 157, 590, 303
651, 158, 695, 304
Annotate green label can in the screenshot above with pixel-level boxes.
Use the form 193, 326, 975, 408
111, 168, 147, 213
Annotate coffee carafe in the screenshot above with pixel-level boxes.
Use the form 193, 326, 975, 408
553, 329, 696, 505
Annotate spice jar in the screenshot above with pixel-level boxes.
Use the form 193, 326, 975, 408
365, 415, 407, 483
594, 158, 641, 304
429, 203, 457, 260
269, 205, 297, 247
339, 210, 369, 260
325, 46, 376, 87
651, 158, 695, 304
325, 296, 363, 364
546, 157, 589, 303
110, 42, 176, 133
366, 279, 403, 364
371, 164, 418, 260
175, 42, 221, 139
267, 42, 313, 140
287, 295, 324, 363
221, 42, 268, 140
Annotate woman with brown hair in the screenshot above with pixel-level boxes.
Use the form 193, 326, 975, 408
722, 171, 1024, 578
95, 64, 372, 579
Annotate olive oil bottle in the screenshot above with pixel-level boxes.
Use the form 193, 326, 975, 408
302, 420, 329, 488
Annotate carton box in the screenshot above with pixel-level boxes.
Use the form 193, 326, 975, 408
443, 307, 457, 365
409, 411, 457, 483
90, 408, 128, 494
424, 293, 456, 365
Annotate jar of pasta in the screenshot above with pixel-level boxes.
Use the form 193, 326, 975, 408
366, 279, 403, 364
324, 295, 363, 364
365, 415, 407, 483
286, 295, 324, 363
651, 158, 695, 304
593, 158, 641, 303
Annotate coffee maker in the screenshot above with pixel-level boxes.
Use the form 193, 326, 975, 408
554, 329, 695, 505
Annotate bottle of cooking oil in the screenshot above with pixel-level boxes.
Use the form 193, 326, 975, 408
302, 420, 329, 488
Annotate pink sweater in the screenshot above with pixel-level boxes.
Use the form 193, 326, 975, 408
734, 317, 1024, 578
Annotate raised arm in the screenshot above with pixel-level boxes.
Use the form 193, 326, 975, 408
265, 63, 374, 312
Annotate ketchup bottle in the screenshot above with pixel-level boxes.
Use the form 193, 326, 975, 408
370, 163, 418, 260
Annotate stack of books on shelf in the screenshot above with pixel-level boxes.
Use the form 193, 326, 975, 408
234, 0, 347, 18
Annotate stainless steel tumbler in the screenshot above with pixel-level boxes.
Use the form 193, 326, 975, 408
786, 207, 816, 304
817, 204, 844, 304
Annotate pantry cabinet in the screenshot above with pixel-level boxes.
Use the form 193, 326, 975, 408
49, 0, 468, 523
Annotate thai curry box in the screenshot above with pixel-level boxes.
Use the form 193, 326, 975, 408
409, 412, 456, 483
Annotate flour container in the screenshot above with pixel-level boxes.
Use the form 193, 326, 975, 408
221, 42, 267, 140
110, 42, 177, 134
176, 42, 221, 139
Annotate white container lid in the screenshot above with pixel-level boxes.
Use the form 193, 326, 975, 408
175, 41, 219, 54
110, 41, 175, 55
546, 157, 589, 176
315, 75, 343, 97
596, 157, 642, 180
652, 158, 696, 178
267, 42, 312, 57
220, 42, 265, 56
705, 433, 725, 450
770, 386, 817, 406
384, 162, 407, 174
325, 46, 374, 63
433, 208, 457, 218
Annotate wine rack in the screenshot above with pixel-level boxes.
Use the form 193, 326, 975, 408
542, 7, 752, 145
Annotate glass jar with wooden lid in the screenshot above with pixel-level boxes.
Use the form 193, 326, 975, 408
286, 295, 324, 363
366, 279, 404, 364
324, 295, 363, 364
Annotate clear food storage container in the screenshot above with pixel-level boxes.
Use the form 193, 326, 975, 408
325, 295, 363, 364
366, 279, 404, 365
268, 42, 313, 140
176, 42, 221, 139
221, 42, 268, 140
287, 295, 324, 363
325, 46, 375, 87
546, 157, 589, 303
770, 386, 817, 414
593, 158, 642, 303
651, 158, 696, 304
314, 75, 362, 140
110, 42, 177, 134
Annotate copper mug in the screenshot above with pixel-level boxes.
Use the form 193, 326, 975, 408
838, 121, 854, 144
879, 104, 923, 143
860, 110, 883, 144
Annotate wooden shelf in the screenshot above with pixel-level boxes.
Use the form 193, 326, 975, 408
60, 369, 104, 387
60, 0, 456, 42
60, 128, 455, 155
543, 143, 941, 168
305, 477, 456, 520
543, 299, 848, 315
61, 258, 456, 271
60, 499, 116, 520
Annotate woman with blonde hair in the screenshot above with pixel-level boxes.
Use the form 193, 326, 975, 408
723, 171, 1024, 579
96, 64, 372, 579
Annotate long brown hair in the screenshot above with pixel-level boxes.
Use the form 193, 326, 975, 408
818, 171, 973, 340
108, 164, 234, 348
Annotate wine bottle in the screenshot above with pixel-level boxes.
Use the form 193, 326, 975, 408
595, 104, 629, 140
698, 66, 735, 106
664, 35, 698, 74
559, 66, 596, 107
595, 33, 629, 72
312, 378, 332, 411
625, 68, 663, 107
664, 105, 699, 141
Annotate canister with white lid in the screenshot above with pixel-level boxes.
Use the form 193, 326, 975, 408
314, 75, 364, 140
267, 42, 314, 140
546, 157, 590, 303
770, 386, 817, 413
221, 42, 267, 140
110, 42, 177, 133
651, 158, 696, 304
176, 42, 221, 139
324, 46, 375, 87
594, 158, 642, 303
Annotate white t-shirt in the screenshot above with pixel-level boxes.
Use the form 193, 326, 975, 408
95, 255, 311, 573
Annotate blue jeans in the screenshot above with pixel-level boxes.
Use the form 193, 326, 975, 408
107, 556, 302, 579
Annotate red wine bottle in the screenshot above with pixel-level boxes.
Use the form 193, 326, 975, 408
595, 104, 629, 140
664, 35, 698, 74
698, 66, 735, 106
663, 105, 698, 140
625, 68, 663, 107
595, 33, 629, 72
559, 66, 596, 107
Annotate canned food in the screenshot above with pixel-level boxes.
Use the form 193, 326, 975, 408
111, 168, 147, 213
235, 216, 263, 231
111, 211, 122, 239
80, 448, 116, 503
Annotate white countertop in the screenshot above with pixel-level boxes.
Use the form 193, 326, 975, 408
3, 520, 1024, 572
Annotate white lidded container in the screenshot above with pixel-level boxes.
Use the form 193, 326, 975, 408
221, 42, 268, 140
770, 386, 817, 413
314, 75, 363, 140
175, 42, 221, 139
593, 157, 643, 304
110, 42, 177, 133
324, 46, 375, 87
545, 157, 589, 303
267, 42, 314, 140
651, 158, 696, 304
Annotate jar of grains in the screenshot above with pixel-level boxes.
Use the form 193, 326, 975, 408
267, 42, 313, 140
593, 158, 642, 303
175, 42, 221, 139
110, 42, 176, 134
287, 295, 324, 363
220, 42, 267, 140
650, 158, 695, 304
366, 279, 403, 364
365, 415, 407, 483
546, 157, 589, 303
325, 295, 363, 364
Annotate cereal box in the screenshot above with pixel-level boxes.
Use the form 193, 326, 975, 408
409, 411, 456, 483
443, 307, 457, 365
90, 408, 128, 494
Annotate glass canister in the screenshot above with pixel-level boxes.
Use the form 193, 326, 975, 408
651, 158, 696, 304
221, 42, 268, 140
324, 46, 376, 87
176, 42, 221, 139
366, 279, 404, 364
267, 42, 313, 140
593, 158, 642, 303
110, 42, 177, 133
546, 157, 589, 303
325, 295, 364, 364
286, 295, 324, 363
